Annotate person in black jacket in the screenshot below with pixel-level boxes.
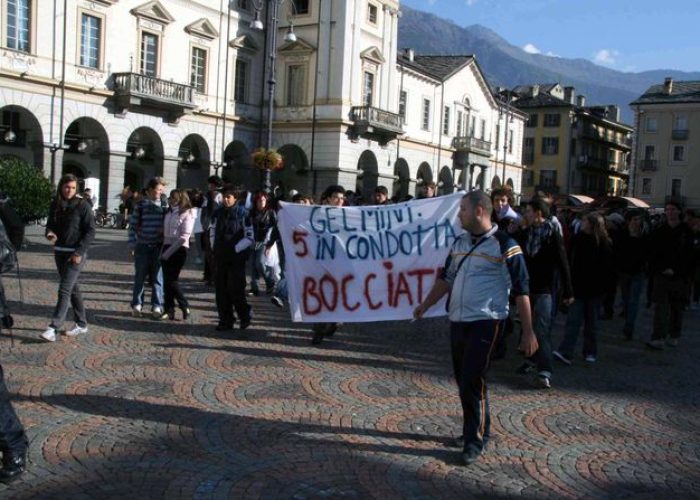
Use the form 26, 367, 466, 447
646, 201, 694, 349
40, 174, 95, 342
554, 212, 613, 364
614, 210, 649, 340
211, 186, 254, 331
517, 199, 574, 388
0, 197, 29, 483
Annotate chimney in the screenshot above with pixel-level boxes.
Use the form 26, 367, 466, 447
404, 48, 415, 62
607, 105, 620, 122
664, 77, 673, 94
531, 84, 539, 97
564, 86, 575, 104
576, 95, 586, 107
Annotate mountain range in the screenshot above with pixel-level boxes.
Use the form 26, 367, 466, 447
398, 5, 700, 123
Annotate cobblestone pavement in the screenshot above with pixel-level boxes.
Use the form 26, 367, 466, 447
0, 226, 698, 499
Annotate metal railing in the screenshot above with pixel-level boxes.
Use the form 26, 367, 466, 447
452, 135, 492, 155
112, 72, 195, 107
639, 159, 658, 171
672, 129, 689, 140
351, 106, 403, 134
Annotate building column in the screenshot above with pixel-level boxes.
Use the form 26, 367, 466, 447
105, 152, 128, 212
162, 157, 179, 190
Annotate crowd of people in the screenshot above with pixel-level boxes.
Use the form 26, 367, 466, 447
1, 173, 699, 473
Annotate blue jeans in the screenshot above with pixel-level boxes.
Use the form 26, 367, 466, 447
132, 244, 163, 309
528, 294, 553, 377
619, 273, 645, 338
450, 320, 501, 452
51, 252, 87, 330
275, 277, 288, 300
559, 297, 601, 358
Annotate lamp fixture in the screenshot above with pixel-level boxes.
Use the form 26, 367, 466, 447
250, 10, 264, 30
133, 146, 146, 159
186, 153, 196, 163
76, 140, 88, 153
284, 24, 297, 43
3, 130, 16, 143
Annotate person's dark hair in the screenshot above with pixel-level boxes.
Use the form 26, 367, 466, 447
463, 190, 493, 214
424, 181, 437, 190
188, 189, 204, 208
146, 176, 166, 192
56, 174, 79, 200
665, 198, 683, 212
221, 184, 242, 200
374, 185, 388, 196
207, 175, 223, 188
169, 189, 193, 211
624, 208, 644, 222
583, 212, 611, 247
291, 193, 306, 203
491, 187, 513, 205
322, 185, 345, 199
527, 198, 550, 219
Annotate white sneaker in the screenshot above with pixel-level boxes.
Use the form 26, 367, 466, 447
584, 355, 597, 363
132, 304, 142, 317
152, 306, 164, 319
65, 325, 88, 337
40, 327, 57, 342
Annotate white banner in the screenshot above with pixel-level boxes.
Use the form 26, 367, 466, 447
277, 192, 464, 322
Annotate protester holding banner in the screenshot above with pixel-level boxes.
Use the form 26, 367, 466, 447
310, 185, 346, 345
413, 191, 538, 466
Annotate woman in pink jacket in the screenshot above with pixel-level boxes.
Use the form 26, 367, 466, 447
160, 189, 195, 320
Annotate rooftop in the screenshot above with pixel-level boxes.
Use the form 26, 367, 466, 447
397, 54, 474, 81
631, 80, 700, 105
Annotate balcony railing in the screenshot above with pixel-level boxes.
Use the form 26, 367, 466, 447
351, 106, 403, 135
639, 159, 658, 171
112, 72, 196, 108
581, 127, 631, 149
452, 135, 492, 156
672, 129, 689, 140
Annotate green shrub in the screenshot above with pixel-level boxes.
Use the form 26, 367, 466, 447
0, 157, 54, 222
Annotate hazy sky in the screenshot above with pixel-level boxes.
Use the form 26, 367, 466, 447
400, 0, 700, 73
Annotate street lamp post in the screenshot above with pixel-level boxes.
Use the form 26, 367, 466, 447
499, 92, 513, 188
250, 0, 297, 193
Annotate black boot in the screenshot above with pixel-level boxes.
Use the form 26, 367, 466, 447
0, 450, 27, 483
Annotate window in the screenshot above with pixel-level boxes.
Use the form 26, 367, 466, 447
671, 179, 682, 197
673, 145, 685, 162
287, 64, 305, 105
237, 0, 248, 9
398, 90, 407, 122
367, 3, 378, 24
140, 31, 159, 76
541, 137, 559, 155
80, 13, 101, 69
292, 0, 309, 14
190, 47, 207, 93
642, 178, 652, 195
543, 113, 560, 127
234, 59, 248, 102
644, 145, 655, 160
456, 110, 463, 136
479, 119, 486, 140
469, 116, 476, 136
526, 113, 538, 128
645, 116, 658, 132
443, 106, 450, 136
422, 98, 431, 131
674, 115, 688, 130
540, 169, 557, 187
522, 170, 534, 187
6, 0, 31, 52
508, 131, 514, 153
362, 71, 374, 106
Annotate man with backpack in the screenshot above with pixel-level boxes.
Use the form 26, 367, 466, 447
128, 177, 168, 319
0, 193, 29, 482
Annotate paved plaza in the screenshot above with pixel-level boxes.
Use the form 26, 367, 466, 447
0, 226, 698, 499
